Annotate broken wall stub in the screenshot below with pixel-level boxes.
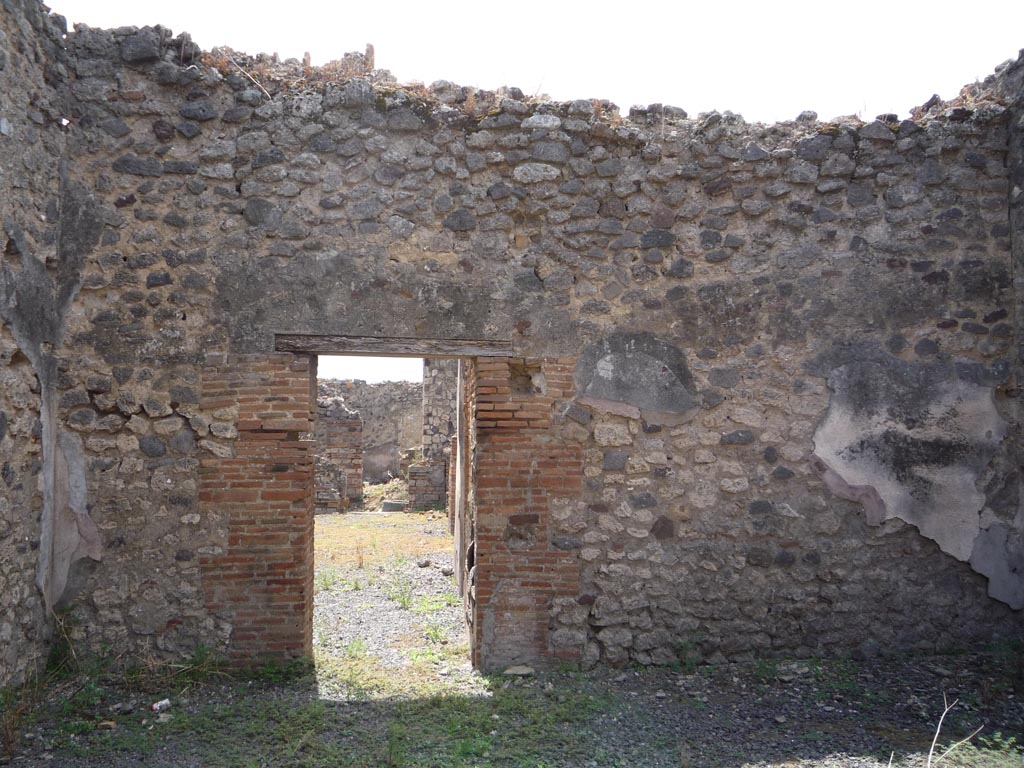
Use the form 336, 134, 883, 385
315, 392, 362, 512
410, 358, 459, 509
0, 0, 1022, 676
422, 358, 458, 461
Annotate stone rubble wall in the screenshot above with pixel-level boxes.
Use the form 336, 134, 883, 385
0, 0, 1021, 673
318, 378, 421, 483
409, 358, 459, 510
422, 358, 458, 461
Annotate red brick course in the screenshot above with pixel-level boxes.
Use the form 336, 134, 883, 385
199, 353, 315, 662
470, 357, 583, 670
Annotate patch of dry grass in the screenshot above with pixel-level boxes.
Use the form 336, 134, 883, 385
314, 510, 449, 568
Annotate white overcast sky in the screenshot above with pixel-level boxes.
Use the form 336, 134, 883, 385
54, 0, 1023, 124
50, 1, 1024, 381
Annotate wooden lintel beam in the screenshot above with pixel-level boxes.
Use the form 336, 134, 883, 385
274, 333, 514, 359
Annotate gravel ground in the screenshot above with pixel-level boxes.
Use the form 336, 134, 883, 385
4, 507, 1023, 767
312, 521, 468, 672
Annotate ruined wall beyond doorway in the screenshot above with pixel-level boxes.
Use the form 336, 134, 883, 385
409, 358, 459, 510
318, 379, 421, 483
315, 392, 362, 512
1, 1, 1022, 678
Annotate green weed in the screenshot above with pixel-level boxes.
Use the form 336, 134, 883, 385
314, 567, 341, 593
754, 658, 779, 683
386, 576, 415, 610
673, 638, 702, 673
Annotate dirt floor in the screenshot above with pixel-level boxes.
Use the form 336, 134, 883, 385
3, 488, 1023, 767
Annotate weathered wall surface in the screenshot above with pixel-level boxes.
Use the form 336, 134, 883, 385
319, 379, 421, 482
0, 0, 1021, 672
0, 0, 85, 685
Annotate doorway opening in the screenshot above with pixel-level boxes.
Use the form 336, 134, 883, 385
310, 354, 469, 685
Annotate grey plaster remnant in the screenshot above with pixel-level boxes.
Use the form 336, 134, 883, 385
970, 522, 1024, 609
51, 430, 101, 608
573, 332, 699, 425
0, 163, 104, 612
812, 354, 1019, 606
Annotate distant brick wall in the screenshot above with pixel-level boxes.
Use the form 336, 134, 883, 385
314, 417, 362, 513
199, 353, 315, 661
408, 460, 446, 510
471, 357, 583, 670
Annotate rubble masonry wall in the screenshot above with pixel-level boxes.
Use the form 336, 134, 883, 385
0, 3, 1021, 675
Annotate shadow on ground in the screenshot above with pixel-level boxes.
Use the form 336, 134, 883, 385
9, 650, 1024, 768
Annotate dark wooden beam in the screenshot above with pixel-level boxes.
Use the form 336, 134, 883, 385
274, 333, 514, 359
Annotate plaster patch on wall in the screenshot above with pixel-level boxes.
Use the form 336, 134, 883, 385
812, 356, 1020, 606
574, 332, 699, 425
0, 164, 104, 612
970, 521, 1024, 609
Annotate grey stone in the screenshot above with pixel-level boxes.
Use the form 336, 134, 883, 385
139, 435, 167, 458
721, 429, 755, 445
564, 403, 592, 425
795, 134, 833, 162
630, 492, 657, 509
666, 259, 693, 278
112, 154, 163, 177
120, 29, 161, 63
146, 272, 172, 288
102, 118, 131, 138
179, 101, 218, 122
860, 121, 896, 141
170, 430, 195, 455
532, 142, 569, 163
244, 199, 282, 228
641, 230, 675, 249
650, 516, 674, 540
521, 114, 561, 129
884, 183, 924, 208
176, 121, 201, 138
746, 547, 772, 567
61, 389, 90, 408
163, 161, 198, 175
741, 144, 769, 161
603, 451, 628, 471
67, 408, 96, 428
442, 208, 477, 232
708, 368, 740, 388
784, 161, 819, 184
512, 163, 560, 183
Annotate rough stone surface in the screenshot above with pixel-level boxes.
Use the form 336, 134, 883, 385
1, 2, 1022, 681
